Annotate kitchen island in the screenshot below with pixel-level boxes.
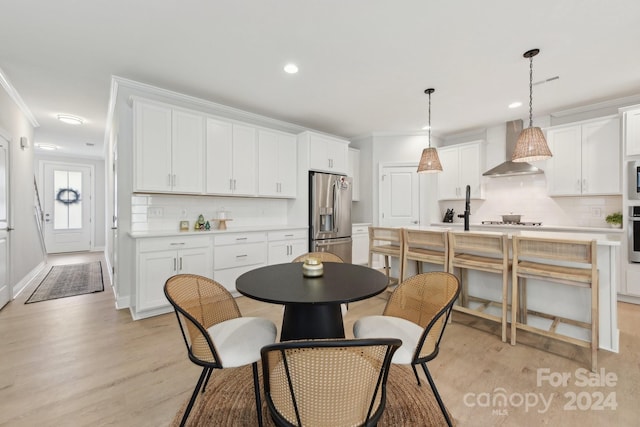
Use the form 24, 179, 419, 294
398, 225, 621, 353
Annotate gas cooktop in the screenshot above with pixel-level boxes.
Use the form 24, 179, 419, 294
481, 221, 543, 226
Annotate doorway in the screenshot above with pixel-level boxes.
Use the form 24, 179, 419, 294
41, 161, 93, 253
379, 164, 420, 227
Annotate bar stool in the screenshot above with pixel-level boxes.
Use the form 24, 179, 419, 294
511, 236, 598, 372
368, 226, 404, 287
448, 231, 510, 342
401, 228, 449, 281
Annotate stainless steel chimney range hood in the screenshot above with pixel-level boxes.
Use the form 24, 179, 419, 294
482, 119, 544, 177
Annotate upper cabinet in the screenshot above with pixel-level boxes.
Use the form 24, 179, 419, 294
437, 141, 484, 200
258, 129, 297, 198
299, 131, 349, 174
623, 106, 640, 156
133, 99, 204, 194
206, 118, 257, 196
348, 148, 360, 201
546, 116, 620, 196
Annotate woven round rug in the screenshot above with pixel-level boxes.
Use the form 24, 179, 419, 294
171, 364, 452, 426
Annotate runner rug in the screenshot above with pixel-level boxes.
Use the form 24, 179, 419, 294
25, 261, 104, 304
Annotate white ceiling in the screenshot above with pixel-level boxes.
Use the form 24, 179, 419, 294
2, 0, 640, 158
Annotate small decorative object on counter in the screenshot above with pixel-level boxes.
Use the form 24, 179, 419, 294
205, 221, 211, 230
302, 258, 323, 277
195, 214, 206, 231
605, 212, 622, 228
179, 220, 189, 232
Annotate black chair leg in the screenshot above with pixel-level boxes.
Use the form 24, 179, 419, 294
421, 362, 453, 427
411, 363, 421, 386
252, 362, 264, 427
180, 367, 209, 427
202, 367, 214, 393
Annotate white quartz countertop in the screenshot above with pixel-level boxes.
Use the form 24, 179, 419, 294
129, 224, 308, 239
424, 223, 621, 246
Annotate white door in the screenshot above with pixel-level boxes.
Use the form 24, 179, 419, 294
379, 165, 420, 227
0, 134, 10, 309
43, 162, 93, 253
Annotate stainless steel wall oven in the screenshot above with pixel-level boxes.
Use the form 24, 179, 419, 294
629, 206, 640, 263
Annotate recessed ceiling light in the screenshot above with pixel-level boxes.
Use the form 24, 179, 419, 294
284, 63, 299, 74
57, 114, 84, 125
508, 102, 522, 109
35, 143, 58, 151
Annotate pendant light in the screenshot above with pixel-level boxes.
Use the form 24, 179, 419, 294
417, 88, 443, 173
512, 49, 552, 162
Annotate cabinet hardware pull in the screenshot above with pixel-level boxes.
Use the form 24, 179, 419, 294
173, 258, 177, 271
236, 254, 248, 258
236, 237, 248, 241
229, 179, 233, 190
170, 242, 186, 246
285, 234, 294, 237
172, 174, 176, 187
179, 257, 183, 270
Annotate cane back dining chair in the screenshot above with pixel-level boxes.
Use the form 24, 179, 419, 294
353, 272, 460, 427
261, 338, 401, 427
511, 236, 599, 371
164, 274, 277, 427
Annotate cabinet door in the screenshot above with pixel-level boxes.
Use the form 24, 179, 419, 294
582, 118, 620, 195
277, 133, 297, 197
327, 140, 348, 173
258, 130, 280, 197
178, 247, 213, 277
172, 110, 204, 193
625, 109, 640, 156
436, 148, 459, 200
206, 118, 233, 194
352, 233, 369, 265
231, 123, 257, 196
268, 241, 290, 265
459, 143, 482, 198
546, 126, 582, 196
138, 250, 176, 311
308, 134, 330, 171
134, 101, 172, 192
348, 148, 360, 201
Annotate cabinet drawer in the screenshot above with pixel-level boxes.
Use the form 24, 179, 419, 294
214, 242, 266, 269
138, 235, 211, 252
214, 232, 266, 245
268, 229, 307, 241
214, 263, 266, 295
352, 224, 370, 235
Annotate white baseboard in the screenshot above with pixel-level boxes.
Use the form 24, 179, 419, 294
12, 261, 47, 299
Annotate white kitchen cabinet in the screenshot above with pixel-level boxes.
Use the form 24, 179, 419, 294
206, 118, 257, 196
348, 148, 360, 201
622, 106, 640, 156
213, 232, 267, 294
133, 99, 204, 194
437, 141, 484, 200
267, 229, 308, 264
546, 116, 620, 196
624, 267, 640, 297
299, 131, 349, 174
258, 129, 297, 198
136, 235, 213, 315
352, 223, 370, 265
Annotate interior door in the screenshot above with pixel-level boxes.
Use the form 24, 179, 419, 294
0, 133, 10, 309
379, 165, 420, 227
42, 162, 93, 253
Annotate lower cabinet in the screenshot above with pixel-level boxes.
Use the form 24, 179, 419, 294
136, 235, 213, 316
213, 232, 267, 295
352, 224, 371, 265
267, 229, 307, 264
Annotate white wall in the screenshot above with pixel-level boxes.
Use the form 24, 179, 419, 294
0, 86, 45, 296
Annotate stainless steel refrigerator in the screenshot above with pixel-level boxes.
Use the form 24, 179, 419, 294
309, 171, 352, 263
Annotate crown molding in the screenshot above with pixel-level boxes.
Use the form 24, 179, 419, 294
0, 66, 39, 128
551, 93, 640, 118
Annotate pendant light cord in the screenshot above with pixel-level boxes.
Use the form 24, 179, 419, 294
428, 91, 432, 148
528, 55, 534, 128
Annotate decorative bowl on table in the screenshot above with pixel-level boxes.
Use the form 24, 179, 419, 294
302, 258, 324, 277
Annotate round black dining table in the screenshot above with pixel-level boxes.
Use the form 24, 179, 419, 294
236, 262, 388, 341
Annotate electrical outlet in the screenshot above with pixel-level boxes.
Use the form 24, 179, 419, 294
590, 207, 602, 218
148, 207, 164, 218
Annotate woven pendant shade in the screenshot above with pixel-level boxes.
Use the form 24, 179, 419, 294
417, 147, 443, 173
512, 126, 552, 162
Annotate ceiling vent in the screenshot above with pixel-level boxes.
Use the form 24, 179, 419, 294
482, 119, 544, 177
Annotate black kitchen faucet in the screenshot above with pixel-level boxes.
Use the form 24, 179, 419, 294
458, 184, 471, 231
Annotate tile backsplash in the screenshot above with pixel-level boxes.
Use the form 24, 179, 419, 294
130, 194, 292, 232
439, 174, 622, 228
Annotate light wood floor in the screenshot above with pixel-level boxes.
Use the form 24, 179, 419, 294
1, 252, 638, 426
